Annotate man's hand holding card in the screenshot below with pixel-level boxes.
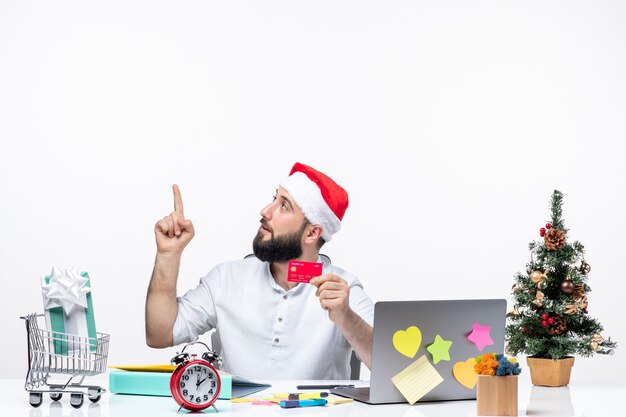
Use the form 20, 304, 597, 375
310, 273, 350, 326
287, 260, 351, 325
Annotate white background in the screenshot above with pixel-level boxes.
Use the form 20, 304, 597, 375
1, 1, 624, 384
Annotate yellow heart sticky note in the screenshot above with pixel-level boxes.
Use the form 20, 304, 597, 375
453, 358, 478, 389
392, 326, 422, 358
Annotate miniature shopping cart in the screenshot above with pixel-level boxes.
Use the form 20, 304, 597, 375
21, 313, 110, 408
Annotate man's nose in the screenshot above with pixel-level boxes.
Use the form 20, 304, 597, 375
260, 203, 273, 220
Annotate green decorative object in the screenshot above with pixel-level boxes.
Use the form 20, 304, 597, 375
505, 190, 616, 365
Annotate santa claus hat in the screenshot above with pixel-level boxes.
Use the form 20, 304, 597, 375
279, 162, 349, 242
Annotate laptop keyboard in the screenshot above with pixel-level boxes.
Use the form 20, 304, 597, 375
331, 386, 370, 403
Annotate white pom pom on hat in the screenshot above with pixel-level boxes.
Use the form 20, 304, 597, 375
279, 162, 349, 242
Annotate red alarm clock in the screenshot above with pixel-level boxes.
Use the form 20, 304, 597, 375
170, 341, 222, 412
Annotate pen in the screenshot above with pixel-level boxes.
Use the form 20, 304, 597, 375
279, 399, 327, 408
297, 384, 355, 390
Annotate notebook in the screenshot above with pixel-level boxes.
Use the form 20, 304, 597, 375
332, 299, 506, 404
109, 366, 270, 399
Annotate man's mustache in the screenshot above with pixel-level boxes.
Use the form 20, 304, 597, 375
260, 219, 273, 233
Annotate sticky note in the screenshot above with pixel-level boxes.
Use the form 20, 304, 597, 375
325, 394, 354, 405
108, 364, 176, 372
391, 355, 443, 404
453, 358, 478, 389
426, 335, 452, 364
251, 400, 278, 406
467, 322, 494, 351
392, 326, 422, 358
230, 396, 275, 403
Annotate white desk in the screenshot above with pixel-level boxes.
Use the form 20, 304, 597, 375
2, 374, 625, 417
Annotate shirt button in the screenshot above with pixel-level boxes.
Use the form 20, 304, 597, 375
282, 295, 288, 300
277, 317, 283, 322
274, 338, 280, 343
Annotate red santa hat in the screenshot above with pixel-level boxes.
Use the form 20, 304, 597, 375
279, 162, 349, 242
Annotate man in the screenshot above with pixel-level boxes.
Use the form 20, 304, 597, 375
145, 162, 374, 380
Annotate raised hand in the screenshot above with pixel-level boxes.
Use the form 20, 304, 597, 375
154, 184, 195, 255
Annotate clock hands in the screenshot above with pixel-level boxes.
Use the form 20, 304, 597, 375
197, 375, 210, 387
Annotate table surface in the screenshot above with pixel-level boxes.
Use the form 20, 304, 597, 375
2, 373, 625, 417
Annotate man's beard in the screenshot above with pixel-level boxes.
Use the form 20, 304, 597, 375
252, 220, 307, 263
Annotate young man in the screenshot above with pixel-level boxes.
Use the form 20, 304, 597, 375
145, 163, 374, 379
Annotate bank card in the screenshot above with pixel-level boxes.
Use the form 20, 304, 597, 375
287, 260, 323, 283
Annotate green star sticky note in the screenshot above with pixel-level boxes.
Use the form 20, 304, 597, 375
426, 335, 452, 364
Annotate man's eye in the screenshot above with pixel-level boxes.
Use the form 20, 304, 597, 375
272, 195, 277, 202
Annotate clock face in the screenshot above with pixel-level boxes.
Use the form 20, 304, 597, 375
175, 362, 220, 408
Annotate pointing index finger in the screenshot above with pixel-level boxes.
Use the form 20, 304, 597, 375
172, 184, 185, 217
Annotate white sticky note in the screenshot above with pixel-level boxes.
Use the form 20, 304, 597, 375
391, 355, 444, 405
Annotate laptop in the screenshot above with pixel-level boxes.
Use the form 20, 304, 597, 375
332, 299, 506, 404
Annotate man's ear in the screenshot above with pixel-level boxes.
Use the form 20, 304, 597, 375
304, 224, 323, 244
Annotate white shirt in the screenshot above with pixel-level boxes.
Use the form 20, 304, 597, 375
173, 256, 374, 380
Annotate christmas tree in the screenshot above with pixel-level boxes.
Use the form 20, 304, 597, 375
506, 190, 616, 359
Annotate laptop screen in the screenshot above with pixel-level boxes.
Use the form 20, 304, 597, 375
368, 299, 506, 404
